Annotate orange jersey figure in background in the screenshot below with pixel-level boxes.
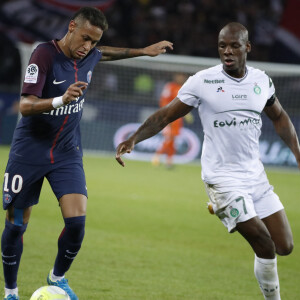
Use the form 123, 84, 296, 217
152, 73, 188, 168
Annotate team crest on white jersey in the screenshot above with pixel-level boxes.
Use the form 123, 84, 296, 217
24, 64, 39, 83
253, 83, 261, 94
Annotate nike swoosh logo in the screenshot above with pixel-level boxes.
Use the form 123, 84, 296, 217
53, 79, 66, 85
2, 253, 16, 258
66, 250, 79, 254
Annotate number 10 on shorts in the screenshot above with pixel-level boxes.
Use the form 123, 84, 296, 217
3, 173, 23, 193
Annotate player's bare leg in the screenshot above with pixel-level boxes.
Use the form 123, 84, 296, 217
2, 206, 32, 300
237, 217, 275, 258
262, 210, 293, 256
6, 206, 32, 224
47, 194, 87, 300
59, 194, 87, 218
237, 217, 281, 299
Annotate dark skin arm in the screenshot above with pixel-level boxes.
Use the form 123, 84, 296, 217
116, 97, 193, 166
264, 97, 300, 169
98, 41, 173, 61
19, 81, 87, 116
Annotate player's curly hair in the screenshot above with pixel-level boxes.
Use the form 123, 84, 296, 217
72, 7, 108, 31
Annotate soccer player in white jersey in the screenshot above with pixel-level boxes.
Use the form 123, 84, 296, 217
115, 22, 300, 299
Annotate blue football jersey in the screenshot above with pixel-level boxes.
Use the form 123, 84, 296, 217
9, 40, 102, 164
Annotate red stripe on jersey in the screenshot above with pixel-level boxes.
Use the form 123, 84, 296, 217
50, 115, 69, 164
73, 60, 78, 82
59, 227, 66, 240
52, 40, 61, 53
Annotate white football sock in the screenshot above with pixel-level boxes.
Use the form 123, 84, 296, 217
5, 287, 18, 297
254, 255, 280, 300
51, 269, 65, 281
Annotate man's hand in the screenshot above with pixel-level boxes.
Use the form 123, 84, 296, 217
115, 139, 135, 167
143, 41, 173, 57
62, 81, 88, 105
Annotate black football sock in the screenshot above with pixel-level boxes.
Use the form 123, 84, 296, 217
1, 220, 27, 289
53, 216, 86, 277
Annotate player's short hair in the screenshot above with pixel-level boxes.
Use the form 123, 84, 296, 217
72, 7, 108, 31
219, 22, 249, 43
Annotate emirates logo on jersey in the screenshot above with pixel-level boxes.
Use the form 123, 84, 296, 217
43, 99, 85, 116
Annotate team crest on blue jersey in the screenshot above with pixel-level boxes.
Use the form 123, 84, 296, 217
3, 193, 12, 204
87, 71, 92, 83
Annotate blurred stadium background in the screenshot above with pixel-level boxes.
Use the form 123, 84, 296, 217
0, 1, 300, 299
0, 0, 300, 167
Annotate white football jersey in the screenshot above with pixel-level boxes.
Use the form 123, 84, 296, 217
177, 64, 275, 184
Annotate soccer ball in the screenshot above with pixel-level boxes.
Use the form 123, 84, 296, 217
30, 286, 70, 300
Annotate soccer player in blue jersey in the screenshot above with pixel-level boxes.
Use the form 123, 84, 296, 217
1, 7, 173, 300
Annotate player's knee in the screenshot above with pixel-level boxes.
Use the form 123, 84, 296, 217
276, 240, 294, 256
251, 230, 276, 258
64, 216, 86, 244
2, 220, 27, 246
256, 243, 276, 258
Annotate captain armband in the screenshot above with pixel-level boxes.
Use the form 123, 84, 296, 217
52, 96, 64, 108
265, 94, 276, 107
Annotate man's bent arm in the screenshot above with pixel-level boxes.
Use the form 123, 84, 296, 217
116, 98, 192, 166
134, 98, 192, 144
98, 41, 173, 61
20, 82, 87, 116
20, 95, 56, 116
264, 97, 300, 168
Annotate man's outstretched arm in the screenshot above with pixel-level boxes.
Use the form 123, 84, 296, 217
98, 41, 173, 61
115, 98, 193, 166
264, 97, 300, 169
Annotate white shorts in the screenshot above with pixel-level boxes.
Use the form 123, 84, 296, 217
204, 173, 284, 233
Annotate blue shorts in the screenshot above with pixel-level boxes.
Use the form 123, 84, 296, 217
2, 159, 87, 210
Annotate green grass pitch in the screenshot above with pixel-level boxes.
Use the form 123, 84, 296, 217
0, 145, 299, 299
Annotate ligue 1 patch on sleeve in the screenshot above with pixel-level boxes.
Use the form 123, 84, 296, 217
24, 64, 39, 83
